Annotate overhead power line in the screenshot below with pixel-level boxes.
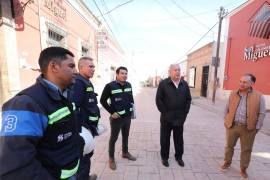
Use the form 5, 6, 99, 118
99, 0, 128, 50
148, 0, 246, 24
100, 0, 119, 33
144, 10, 217, 22
92, 0, 118, 42
175, 21, 218, 63
100, 0, 134, 17
170, 0, 210, 30
175, 1, 246, 63
153, 0, 204, 36
223, 0, 248, 8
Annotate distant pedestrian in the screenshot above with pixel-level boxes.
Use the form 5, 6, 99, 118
72, 57, 99, 180
100, 66, 136, 170
155, 64, 191, 167
220, 73, 266, 179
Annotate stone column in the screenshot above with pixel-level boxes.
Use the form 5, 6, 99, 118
0, 0, 20, 106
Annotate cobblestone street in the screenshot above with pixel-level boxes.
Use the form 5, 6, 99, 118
92, 88, 270, 180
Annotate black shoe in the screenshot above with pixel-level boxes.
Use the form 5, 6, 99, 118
89, 174, 97, 180
122, 152, 137, 161
176, 159, 185, 167
162, 159, 169, 167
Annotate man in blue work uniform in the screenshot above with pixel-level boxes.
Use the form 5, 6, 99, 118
0, 47, 81, 180
100, 66, 136, 170
72, 57, 99, 180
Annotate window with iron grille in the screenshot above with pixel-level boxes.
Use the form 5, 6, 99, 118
81, 46, 89, 57
47, 29, 65, 47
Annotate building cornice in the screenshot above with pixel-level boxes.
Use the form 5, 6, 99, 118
66, 0, 101, 30
187, 41, 214, 57
226, 0, 254, 19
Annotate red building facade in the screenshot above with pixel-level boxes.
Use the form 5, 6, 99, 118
224, 0, 270, 94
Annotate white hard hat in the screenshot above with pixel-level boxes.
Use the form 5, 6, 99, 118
97, 123, 107, 135
80, 126, 95, 155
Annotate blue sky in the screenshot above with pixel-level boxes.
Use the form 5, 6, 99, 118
84, 0, 248, 79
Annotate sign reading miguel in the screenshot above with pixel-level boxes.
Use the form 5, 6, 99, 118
244, 44, 270, 61
44, 0, 66, 20
244, 2, 270, 62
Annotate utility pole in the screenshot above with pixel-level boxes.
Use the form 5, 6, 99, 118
212, 6, 226, 104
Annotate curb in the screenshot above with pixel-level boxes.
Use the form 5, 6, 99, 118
191, 100, 224, 115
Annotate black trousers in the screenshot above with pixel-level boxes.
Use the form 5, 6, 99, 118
160, 122, 184, 160
77, 152, 93, 180
109, 116, 131, 158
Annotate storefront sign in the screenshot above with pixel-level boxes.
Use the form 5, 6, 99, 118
44, 0, 66, 20
244, 44, 270, 61
189, 67, 196, 87
97, 31, 108, 49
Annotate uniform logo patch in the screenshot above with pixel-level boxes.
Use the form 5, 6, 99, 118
57, 132, 72, 142
115, 97, 122, 102
4, 115, 18, 132
89, 98, 95, 103
57, 134, 64, 142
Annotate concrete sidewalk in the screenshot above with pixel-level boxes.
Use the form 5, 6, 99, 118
191, 97, 226, 114
192, 97, 270, 136
91, 88, 270, 180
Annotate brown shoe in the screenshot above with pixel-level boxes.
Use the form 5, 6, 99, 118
220, 161, 231, 171
108, 158, 116, 170
240, 168, 248, 179
122, 152, 137, 161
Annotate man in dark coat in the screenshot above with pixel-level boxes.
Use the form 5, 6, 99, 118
155, 64, 191, 167
72, 57, 99, 180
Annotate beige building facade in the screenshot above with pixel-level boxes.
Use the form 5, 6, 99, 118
187, 42, 216, 98
0, 0, 100, 106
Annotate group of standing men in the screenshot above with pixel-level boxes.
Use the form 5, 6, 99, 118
0, 46, 266, 180
0, 47, 136, 180
156, 65, 266, 179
